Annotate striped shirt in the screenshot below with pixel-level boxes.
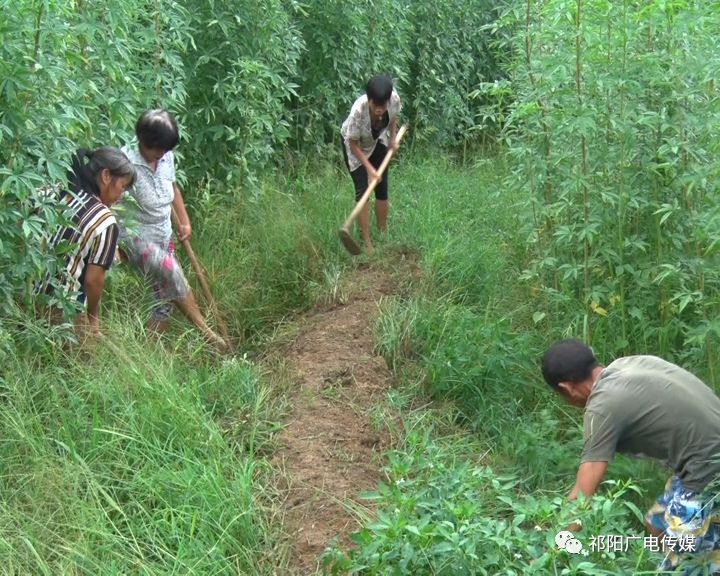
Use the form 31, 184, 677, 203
47, 190, 118, 303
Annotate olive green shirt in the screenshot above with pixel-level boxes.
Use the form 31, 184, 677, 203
582, 355, 720, 492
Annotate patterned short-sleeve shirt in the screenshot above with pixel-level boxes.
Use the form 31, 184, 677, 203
341, 89, 402, 172
41, 189, 118, 304
120, 146, 176, 245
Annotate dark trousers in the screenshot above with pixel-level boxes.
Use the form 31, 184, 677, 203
341, 138, 389, 201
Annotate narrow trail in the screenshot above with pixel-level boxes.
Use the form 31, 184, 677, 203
273, 254, 415, 574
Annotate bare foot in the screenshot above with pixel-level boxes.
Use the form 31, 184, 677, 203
147, 319, 168, 336
206, 331, 231, 354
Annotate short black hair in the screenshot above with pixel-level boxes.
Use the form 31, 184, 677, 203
541, 339, 598, 389
136, 109, 179, 151
366, 75, 394, 105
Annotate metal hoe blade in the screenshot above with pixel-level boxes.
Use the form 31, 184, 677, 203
338, 228, 362, 255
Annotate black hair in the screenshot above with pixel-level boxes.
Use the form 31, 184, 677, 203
541, 339, 598, 389
135, 108, 179, 151
68, 147, 136, 197
366, 75, 394, 105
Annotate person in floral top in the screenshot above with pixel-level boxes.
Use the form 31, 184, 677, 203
340, 75, 401, 254
119, 109, 227, 351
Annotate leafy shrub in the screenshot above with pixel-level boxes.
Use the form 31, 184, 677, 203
491, 0, 720, 375
323, 430, 657, 575
181, 0, 303, 187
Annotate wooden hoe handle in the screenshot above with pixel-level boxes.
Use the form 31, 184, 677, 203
341, 125, 408, 230
171, 209, 232, 347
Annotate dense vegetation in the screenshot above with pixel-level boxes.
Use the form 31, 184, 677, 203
2, 0, 719, 574
1, 0, 502, 325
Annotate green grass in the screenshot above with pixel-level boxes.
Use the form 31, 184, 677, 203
0, 153, 686, 574
0, 155, 437, 574
0, 159, 364, 573
339, 154, 672, 574
0, 323, 285, 574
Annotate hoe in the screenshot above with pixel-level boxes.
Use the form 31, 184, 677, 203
338, 125, 408, 255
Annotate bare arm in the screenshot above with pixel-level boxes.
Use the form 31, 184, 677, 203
568, 461, 608, 501
83, 264, 107, 333
349, 139, 378, 182
172, 183, 191, 241
389, 118, 398, 150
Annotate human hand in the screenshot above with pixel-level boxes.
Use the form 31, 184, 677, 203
177, 222, 192, 242
114, 247, 127, 264
367, 167, 380, 183
390, 138, 399, 153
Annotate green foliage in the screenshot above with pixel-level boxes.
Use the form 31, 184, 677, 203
1, 0, 506, 314
293, 0, 505, 153
372, 157, 540, 430
0, 334, 280, 574
162, 165, 350, 344
8, 2, 720, 573
0, 0, 190, 317
323, 426, 656, 575
0, 0, 190, 159
492, 0, 720, 375
0, 162, 368, 573
366, 152, 667, 573
404, 0, 504, 151
376, 298, 535, 417
181, 0, 303, 187
291, 0, 413, 149
0, 184, 62, 311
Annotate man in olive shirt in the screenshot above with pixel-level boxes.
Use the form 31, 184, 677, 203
542, 339, 720, 573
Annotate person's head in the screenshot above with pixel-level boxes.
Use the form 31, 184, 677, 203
68, 147, 136, 206
541, 339, 600, 407
366, 75, 394, 118
135, 108, 179, 162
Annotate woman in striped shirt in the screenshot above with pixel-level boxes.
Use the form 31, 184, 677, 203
48, 147, 135, 335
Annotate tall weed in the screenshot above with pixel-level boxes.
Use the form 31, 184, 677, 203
0, 324, 281, 573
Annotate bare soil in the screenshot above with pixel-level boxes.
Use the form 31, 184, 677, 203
273, 252, 418, 575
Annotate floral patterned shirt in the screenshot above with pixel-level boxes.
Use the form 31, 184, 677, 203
341, 90, 402, 172
120, 145, 176, 245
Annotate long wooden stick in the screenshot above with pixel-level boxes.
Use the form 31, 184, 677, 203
171, 209, 231, 346
181, 237, 231, 343
339, 125, 408, 255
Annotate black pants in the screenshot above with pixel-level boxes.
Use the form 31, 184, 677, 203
341, 138, 389, 201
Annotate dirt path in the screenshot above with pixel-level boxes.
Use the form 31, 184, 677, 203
273, 257, 412, 574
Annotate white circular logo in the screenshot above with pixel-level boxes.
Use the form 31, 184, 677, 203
555, 530, 574, 550
565, 538, 583, 554
555, 531, 584, 554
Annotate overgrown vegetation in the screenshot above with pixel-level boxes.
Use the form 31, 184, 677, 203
490, 0, 720, 374
324, 157, 664, 574
0, 330, 283, 573
1, 0, 503, 316
325, 2, 720, 572
2, 0, 720, 574
325, 422, 656, 575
